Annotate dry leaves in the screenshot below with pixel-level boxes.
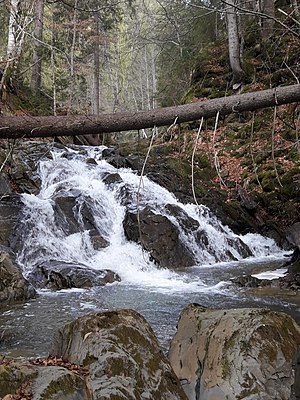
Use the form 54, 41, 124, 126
30, 356, 89, 376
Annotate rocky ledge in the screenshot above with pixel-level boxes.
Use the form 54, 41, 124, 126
1, 306, 299, 400
169, 304, 300, 400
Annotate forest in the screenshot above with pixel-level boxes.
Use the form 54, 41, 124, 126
0, 0, 299, 118
1, 2, 300, 399
0, 0, 299, 226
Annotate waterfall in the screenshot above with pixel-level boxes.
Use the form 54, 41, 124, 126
16, 145, 282, 293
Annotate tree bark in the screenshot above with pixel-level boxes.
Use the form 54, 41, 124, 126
31, 0, 45, 92
226, 0, 245, 86
0, 84, 299, 139
259, 0, 275, 40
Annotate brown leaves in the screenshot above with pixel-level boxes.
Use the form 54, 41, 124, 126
30, 356, 89, 376
1, 382, 32, 400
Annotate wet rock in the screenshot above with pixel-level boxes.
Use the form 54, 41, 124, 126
169, 303, 300, 400
102, 172, 123, 186
165, 204, 199, 232
85, 157, 97, 165
286, 222, 300, 249
102, 147, 138, 170
50, 309, 187, 400
27, 261, 120, 290
0, 194, 23, 247
0, 173, 11, 194
232, 267, 299, 292
54, 195, 80, 235
231, 274, 272, 288
89, 229, 109, 250
0, 250, 36, 308
123, 207, 195, 268
54, 195, 109, 250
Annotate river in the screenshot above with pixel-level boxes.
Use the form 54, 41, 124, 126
0, 144, 299, 358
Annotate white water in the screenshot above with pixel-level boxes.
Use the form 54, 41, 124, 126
16, 145, 283, 294
2, 144, 299, 358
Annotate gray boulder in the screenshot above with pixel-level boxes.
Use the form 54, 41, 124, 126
0, 194, 23, 248
50, 309, 188, 399
123, 207, 195, 268
0, 249, 36, 308
54, 194, 109, 250
27, 260, 121, 290
169, 303, 300, 400
286, 222, 300, 249
0, 172, 12, 194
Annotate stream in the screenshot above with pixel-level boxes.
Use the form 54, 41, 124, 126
0, 144, 299, 358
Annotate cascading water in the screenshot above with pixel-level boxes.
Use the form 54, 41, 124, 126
1, 144, 297, 358
17, 145, 281, 288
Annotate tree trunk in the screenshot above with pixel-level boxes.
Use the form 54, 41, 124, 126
1, 0, 21, 98
31, 0, 44, 92
0, 84, 299, 139
6, 0, 21, 59
259, 0, 275, 40
226, 0, 245, 86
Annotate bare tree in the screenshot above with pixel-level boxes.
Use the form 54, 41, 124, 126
225, 0, 245, 87
31, 0, 45, 92
259, 0, 275, 40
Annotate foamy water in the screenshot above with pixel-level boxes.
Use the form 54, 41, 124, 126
16, 145, 285, 295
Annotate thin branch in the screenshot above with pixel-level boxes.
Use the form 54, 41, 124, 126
136, 126, 156, 250
212, 111, 227, 188
221, 0, 300, 38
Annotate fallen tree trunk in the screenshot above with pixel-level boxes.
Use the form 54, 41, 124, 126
0, 84, 300, 139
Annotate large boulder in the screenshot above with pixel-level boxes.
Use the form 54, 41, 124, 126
0, 194, 23, 247
27, 260, 121, 290
123, 207, 195, 268
0, 249, 36, 307
54, 194, 109, 250
169, 303, 300, 400
50, 309, 188, 399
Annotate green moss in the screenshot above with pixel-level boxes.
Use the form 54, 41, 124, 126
146, 353, 162, 373
0, 364, 38, 397
108, 358, 127, 376
41, 373, 81, 399
82, 353, 98, 367
221, 356, 231, 379
237, 386, 260, 399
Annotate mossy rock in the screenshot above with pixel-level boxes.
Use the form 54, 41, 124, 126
0, 361, 38, 397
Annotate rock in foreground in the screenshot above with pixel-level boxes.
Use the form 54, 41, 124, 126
50, 309, 187, 400
0, 249, 36, 308
169, 304, 300, 400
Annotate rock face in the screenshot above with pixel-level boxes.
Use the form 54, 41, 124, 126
27, 260, 121, 290
0, 249, 36, 307
169, 303, 300, 400
123, 207, 195, 268
0, 194, 24, 248
50, 309, 187, 400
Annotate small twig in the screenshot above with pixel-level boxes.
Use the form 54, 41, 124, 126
0, 140, 15, 173
283, 62, 299, 84
136, 126, 156, 248
212, 111, 227, 187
